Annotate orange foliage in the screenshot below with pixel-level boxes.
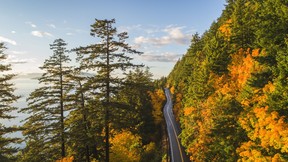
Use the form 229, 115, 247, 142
170, 86, 175, 95
219, 19, 232, 40
237, 141, 272, 162
229, 48, 256, 90
184, 97, 215, 161
238, 105, 288, 160
183, 107, 195, 116
214, 48, 260, 96
56, 156, 74, 162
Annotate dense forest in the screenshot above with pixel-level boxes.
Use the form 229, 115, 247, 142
167, 0, 288, 161
1, 0, 288, 161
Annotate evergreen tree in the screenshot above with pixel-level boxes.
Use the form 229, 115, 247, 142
75, 19, 142, 162
20, 39, 71, 161
65, 69, 103, 162
0, 43, 20, 162
115, 67, 155, 142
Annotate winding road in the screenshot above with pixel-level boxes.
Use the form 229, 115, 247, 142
164, 88, 190, 162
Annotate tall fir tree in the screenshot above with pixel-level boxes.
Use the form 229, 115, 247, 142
114, 67, 155, 142
0, 43, 20, 162
20, 39, 71, 161
65, 69, 103, 162
75, 19, 142, 162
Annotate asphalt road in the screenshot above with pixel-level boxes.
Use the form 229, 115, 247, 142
164, 88, 190, 162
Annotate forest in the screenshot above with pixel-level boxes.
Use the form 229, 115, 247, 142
167, 0, 288, 161
1, 0, 288, 161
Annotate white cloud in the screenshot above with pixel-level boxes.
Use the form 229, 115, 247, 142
31, 31, 53, 38
119, 24, 161, 34
25, 21, 37, 28
5, 55, 36, 64
49, 24, 56, 29
0, 36, 17, 45
134, 25, 192, 47
66, 33, 73, 36
11, 31, 16, 34
141, 52, 182, 62
9, 51, 27, 55
135, 36, 149, 44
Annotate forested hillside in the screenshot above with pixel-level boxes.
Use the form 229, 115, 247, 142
167, 0, 288, 161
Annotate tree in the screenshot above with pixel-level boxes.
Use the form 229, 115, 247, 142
110, 130, 142, 162
0, 43, 20, 161
65, 69, 103, 161
114, 67, 156, 142
20, 39, 71, 161
75, 19, 142, 162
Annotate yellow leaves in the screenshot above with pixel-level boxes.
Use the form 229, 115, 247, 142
263, 82, 275, 93
272, 153, 286, 162
56, 156, 74, 162
184, 100, 215, 161
238, 106, 288, 160
237, 141, 272, 162
241, 82, 275, 109
229, 48, 256, 90
148, 89, 165, 125
214, 48, 260, 96
170, 86, 175, 94
110, 130, 142, 162
219, 19, 232, 40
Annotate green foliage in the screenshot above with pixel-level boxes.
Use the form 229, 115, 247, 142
20, 39, 71, 161
167, 0, 288, 161
75, 19, 143, 162
0, 43, 20, 161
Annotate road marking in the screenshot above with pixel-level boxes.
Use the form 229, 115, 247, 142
165, 90, 184, 162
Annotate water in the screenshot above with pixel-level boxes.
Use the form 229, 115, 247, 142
1, 76, 39, 148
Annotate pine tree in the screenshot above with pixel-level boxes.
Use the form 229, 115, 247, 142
20, 39, 71, 161
115, 67, 155, 142
65, 69, 103, 162
75, 19, 142, 162
0, 43, 20, 162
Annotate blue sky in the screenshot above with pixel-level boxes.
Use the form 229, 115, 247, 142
0, 0, 226, 79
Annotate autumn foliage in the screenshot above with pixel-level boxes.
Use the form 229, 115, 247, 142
56, 156, 74, 162
167, 0, 288, 161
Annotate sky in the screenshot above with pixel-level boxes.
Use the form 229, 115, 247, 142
0, 1, 226, 134
0, 0, 226, 79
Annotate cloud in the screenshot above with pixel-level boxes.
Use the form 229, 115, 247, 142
25, 21, 37, 28
14, 73, 42, 79
119, 24, 161, 34
9, 51, 27, 55
0, 36, 17, 45
66, 33, 73, 36
48, 24, 56, 29
11, 31, 16, 34
134, 25, 192, 47
141, 52, 182, 62
6, 55, 35, 64
31, 31, 53, 38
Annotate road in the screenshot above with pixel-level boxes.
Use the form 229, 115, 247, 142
163, 88, 190, 162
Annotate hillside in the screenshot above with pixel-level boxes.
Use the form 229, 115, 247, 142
167, 0, 288, 161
